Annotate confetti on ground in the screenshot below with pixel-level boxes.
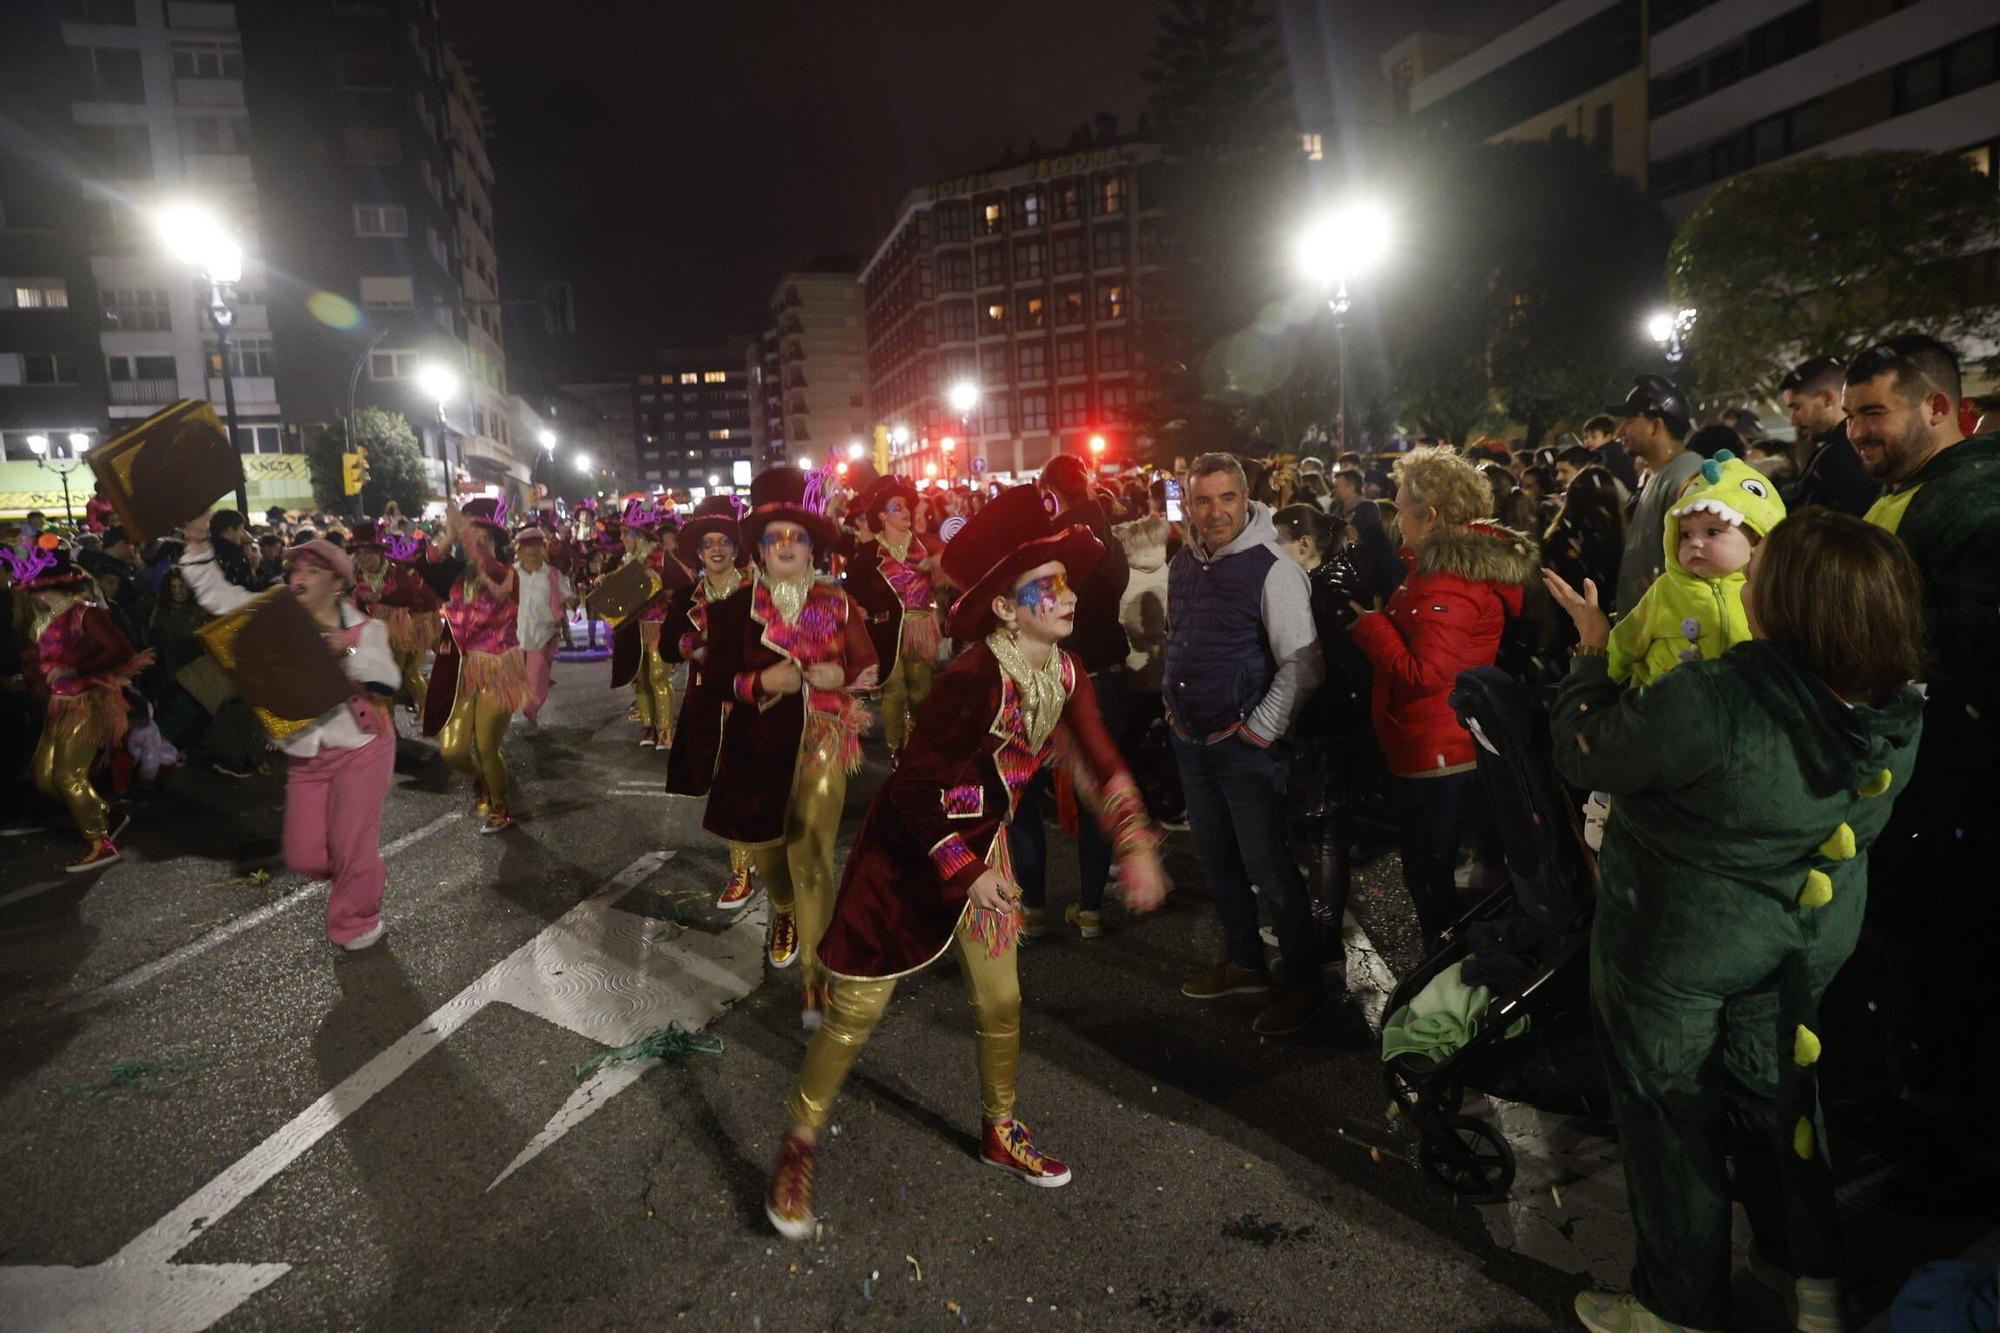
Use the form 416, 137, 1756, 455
63, 1057, 215, 1101
906, 1254, 923, 1281
573, 1022, 722, 1078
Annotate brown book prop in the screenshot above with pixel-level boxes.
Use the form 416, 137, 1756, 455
88, 399, 245, 544
421, 624, 458, 737
195, 587, 353, 742
583, 557, 664, 628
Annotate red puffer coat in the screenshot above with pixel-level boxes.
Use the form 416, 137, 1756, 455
1350, 521, 1538, 775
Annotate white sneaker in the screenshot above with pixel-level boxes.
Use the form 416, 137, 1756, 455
339, 920, 385, 951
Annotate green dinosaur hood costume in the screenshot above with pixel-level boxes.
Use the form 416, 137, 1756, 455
1553, 641, 1923, 1328
1608, 451, 1787, 687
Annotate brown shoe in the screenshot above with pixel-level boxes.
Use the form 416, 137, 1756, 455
1180, 959, 1273, 1000
1252, 986, 1327, 1037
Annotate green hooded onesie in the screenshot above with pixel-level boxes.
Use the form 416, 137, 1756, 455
1608, 451, 1786, 688
1553, 642, 1923, 1329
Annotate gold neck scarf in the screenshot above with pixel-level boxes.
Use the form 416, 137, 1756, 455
764, 571, 811, 625
704, 567, 744, 601
986, 630, 1066, 752
881, 531, 913, 564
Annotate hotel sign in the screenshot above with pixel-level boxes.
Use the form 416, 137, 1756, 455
927, 146, 1131, 201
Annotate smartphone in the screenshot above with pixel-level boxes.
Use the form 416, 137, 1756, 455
1165, 478, 1184, 523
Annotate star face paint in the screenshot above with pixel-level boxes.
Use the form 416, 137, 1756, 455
1014, 570, 1069, 614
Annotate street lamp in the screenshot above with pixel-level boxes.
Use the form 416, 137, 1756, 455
26, 432, 91, 524
573, 451, 593, 473
414, 361, 460, 484
155, 200, 248, 511
945, 381, 979, 480
538, 429, 557, 451
1647, 307, 1697, 363
1297, 199, 1393, 451
847, 440, 865, 461
1089, 434, 1107, 473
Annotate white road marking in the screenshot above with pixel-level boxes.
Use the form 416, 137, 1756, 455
0, 879, 69, 909
64, 811, 461, 1015
0, 849, 767, 1332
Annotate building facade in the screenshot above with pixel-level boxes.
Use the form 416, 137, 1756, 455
553, 378, 639, 496
746, 327, 782, 466
861, 143, 1164, 484
631, 345, 753, 497
770, 267, 867, 472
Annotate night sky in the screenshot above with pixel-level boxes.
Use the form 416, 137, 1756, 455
441, 0, 1516, 377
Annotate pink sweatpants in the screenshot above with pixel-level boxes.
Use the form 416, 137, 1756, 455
523, 641, 559, 720
284, 732, 396, 945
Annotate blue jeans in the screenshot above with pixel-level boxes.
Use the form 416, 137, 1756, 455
1173, 731, 1322, 985
1014, 671, 1127, 913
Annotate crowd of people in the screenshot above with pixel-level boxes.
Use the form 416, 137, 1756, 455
4, 331, 1996, 1331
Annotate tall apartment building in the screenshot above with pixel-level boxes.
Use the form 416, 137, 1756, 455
746, 327, 783, 466
553, 378, 639, 494
632, 345, 753, 497
862, 142, 1164, 483
0, 0, 303, 524
239, 0, 514, 497
1390, 1, 1650, 187
1647, 1, 1999, 218
770, 265, 868, 471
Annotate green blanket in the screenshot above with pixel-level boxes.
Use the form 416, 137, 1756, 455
1380, 960, 1527, 1063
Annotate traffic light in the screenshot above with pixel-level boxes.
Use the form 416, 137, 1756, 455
341, 447, 371, 496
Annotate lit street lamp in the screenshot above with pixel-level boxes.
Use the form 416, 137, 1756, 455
155, 200, 248, 511
538, 429, 557, 451
1297, 199, 1393, 451
945, 381, 979, 480
1088, 434, 1107, 473
414, 362, 461, 487
26, 431, 92, 524
573, 451, 593, 474
1647, 307, 1697, 363
847, 440, 866, 461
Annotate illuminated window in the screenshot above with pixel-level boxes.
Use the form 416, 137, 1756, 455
983, 301, 1007, 334
980, 201, 1004, 236
703, 370, 727, 383
1016, 191, 1042, 228
680, 372, 698, 384
1096, 282, 1126, 321
1300, 132, 1323, 161
1096, 173, 1126, 216
1018, 293, 1046, 330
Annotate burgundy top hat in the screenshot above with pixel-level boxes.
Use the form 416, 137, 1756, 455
1, 539, 90, 591
858, 475, 920, 530
742, 465, 837, 552
348, 518, 384, 551
460, 496, 508, 536
943, 483, 1103, 640
679, 494, 744, 551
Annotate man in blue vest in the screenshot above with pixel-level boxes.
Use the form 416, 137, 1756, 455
1166, 453, 1325, 1036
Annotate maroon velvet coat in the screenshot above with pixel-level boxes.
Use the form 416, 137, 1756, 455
816, 641, 1136, 981
661, 575, 748, 799
693, 576, 877, 847
842, 536, 933, 675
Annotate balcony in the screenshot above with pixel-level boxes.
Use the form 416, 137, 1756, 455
209, 375, 277, 406
108, 378, 181, 406
169, 1, 240, 29
176, 78, 244, 108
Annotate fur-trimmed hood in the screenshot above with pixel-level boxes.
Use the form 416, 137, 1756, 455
1114, 514, 1169, 572
1411, 520, 1540, 586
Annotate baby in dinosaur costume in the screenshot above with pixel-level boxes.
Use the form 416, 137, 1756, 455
1581, 452, 1788, 849
1609, 449, 1789, 687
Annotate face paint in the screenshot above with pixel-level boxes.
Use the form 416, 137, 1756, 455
761, 528, 809, 551
699, 535, 735, 556
1014, 571, 1069, 614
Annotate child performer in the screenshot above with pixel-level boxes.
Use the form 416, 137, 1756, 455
427, 497, 526, 832
611, 499, 689, 749
659, 496, 758, 912
689, 467, 877, 1025
764, 484, 1170, 1240
181, 519, 399, 947
348, 519, 440, 712
845, 476, 940, 764
11, 542, 150, 871
513, 526, 571, 724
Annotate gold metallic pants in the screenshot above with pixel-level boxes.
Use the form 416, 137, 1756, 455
752, 750, 848, 986
633, 644, 675, 740
32, 717, 110, 841
395, 647, 428, 708
730, 843, 753, 875
787, 905, 1022, 1131
439, 687, 512, 808
879, 653, 935, 757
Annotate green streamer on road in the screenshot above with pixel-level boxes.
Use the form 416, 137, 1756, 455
573, 1022, 723, 1079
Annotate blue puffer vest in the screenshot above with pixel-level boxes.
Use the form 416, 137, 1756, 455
1164, 536, 1277, 740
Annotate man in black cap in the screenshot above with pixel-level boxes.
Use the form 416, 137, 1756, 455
1779, 355, 1881, 517
1607, 374, 1705, 614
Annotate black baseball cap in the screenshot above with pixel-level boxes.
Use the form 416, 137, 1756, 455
1604, 374, 1692, 437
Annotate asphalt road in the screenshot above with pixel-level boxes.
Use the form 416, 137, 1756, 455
0, 658, 1984, 1331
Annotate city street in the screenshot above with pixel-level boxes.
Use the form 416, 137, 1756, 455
0, 658, 1985, 1332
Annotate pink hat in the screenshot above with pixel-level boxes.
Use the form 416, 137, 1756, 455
513, 526, 547, 545
286, 538, 355, 588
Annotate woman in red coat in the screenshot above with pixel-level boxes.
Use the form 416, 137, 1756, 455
1349, 447, 1538, 951
762, 484, 1170, 1242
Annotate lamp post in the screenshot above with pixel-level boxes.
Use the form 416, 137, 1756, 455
415, 362, 460, 497
26, 432, 91, 524
1297, 200, 1392, 452
1646, 307, 1697, 363
155, 201, 248, 512
946, 381, 980, 481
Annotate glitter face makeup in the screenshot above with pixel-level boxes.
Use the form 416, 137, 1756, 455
699, 534, 736, 555
1013, 571, 1069, 613
761, 528, 809, 550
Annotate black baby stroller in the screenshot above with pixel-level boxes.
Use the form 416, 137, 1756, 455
1380, 666, 1603, 1203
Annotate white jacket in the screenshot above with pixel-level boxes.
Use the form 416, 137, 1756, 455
179, 553, 398, 758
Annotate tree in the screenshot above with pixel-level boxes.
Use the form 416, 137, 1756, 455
1669, 150, 2000, 402
305, 407, 430, 516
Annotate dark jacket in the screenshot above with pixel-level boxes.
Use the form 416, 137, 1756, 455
1061, 496, 1132, 674
1787, 420, 1880, 517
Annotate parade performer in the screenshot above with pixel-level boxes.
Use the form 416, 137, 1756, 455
845, 476, 940, 763
11, 542, 149, 871
425, 497, 525, 832
660, 496, 758, 911
763, 484, 1170, 1240
348, 519, 440, 711
514, 526, 571, 723
181, 519, 399, 947
682, 466, 877, 1021
609, 498, 689, 748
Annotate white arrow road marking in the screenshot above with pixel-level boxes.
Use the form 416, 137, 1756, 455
0, 847, 767, 1331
